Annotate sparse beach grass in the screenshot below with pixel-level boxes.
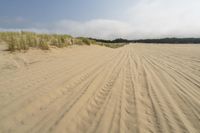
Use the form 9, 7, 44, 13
0, 32, 125, 51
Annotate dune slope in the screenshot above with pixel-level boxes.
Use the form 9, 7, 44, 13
0, 44, 200, 133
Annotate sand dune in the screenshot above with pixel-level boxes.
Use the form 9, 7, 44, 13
0, 44, 200, 133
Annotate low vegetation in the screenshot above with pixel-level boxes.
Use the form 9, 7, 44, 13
73, 37, 94, 46
91, 37, 200, 44
134, 38, 200, 44
96, 42, 125, 48
0, 31, 125, 51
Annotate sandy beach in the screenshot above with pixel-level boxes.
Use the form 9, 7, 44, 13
0, 44, 200, 133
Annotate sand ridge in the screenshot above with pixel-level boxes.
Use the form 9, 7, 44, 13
0, 44, 200, 133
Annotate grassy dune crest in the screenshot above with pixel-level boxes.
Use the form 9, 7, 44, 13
0, 32, 125, 51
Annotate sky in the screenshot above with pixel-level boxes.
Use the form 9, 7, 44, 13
0, 0, 200, 39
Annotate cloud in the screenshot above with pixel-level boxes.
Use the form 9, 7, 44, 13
124, 0, 200, 38
0, 19, 133, 39
51, 19, 132, 39
1, 0, 200, 39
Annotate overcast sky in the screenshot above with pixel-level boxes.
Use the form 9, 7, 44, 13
0, 0, 200, 39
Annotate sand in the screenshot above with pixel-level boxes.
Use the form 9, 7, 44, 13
0, 44, 200, 133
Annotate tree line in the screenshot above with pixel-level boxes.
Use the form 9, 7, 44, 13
90, 38, 200, 44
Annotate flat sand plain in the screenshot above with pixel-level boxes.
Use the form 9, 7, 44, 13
0, 44, 200, 133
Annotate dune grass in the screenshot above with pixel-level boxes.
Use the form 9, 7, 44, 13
0, 31, 125, 51
0, 32, 74, 51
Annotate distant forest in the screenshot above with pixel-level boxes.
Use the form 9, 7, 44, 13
90, 38, 200, 44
